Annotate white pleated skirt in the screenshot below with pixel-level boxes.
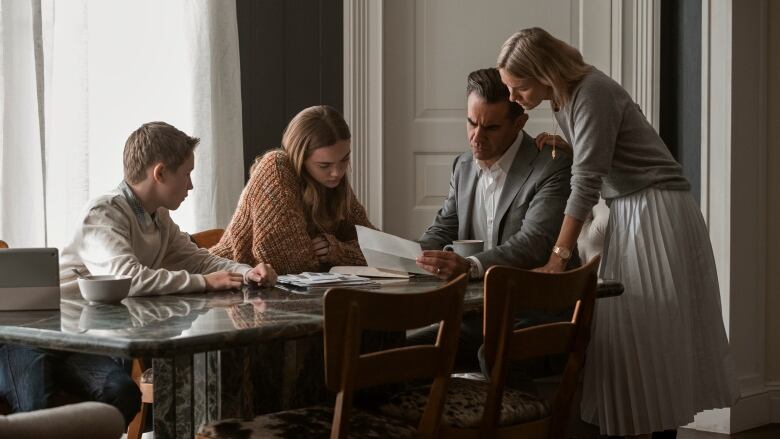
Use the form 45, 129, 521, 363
580, 187, 739, 436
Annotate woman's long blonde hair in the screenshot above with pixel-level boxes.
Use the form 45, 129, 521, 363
278, 105, 352, 233
497, 27, 591, 107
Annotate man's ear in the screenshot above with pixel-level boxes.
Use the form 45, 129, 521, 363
515, 113, 529, 131
151, 163, 166, 183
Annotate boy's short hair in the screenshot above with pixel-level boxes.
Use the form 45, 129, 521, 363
123, 122, 200, 184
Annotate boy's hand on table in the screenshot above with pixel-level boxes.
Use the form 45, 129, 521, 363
205, 271, 245, 291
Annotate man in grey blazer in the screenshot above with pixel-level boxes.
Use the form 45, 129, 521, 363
415, 68, 578, 280
411, 68, 577, 382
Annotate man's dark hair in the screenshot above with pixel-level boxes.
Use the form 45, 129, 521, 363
466, 68, 524, 120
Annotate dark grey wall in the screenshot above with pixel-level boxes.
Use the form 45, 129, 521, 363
660, 0, 702, 203
236, 0, 343, 179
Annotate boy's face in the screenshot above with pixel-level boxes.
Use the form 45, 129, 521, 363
159, 152, 194, 210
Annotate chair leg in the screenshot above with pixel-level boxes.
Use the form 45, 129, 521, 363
128, 358, 152, 439
126, 402, 149, 439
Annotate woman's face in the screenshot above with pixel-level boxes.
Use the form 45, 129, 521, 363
499, 69, 550, 111
303, 139, 351, 189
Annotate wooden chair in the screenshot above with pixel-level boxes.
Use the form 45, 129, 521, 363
378, 256, 600, 439
126, 228, 225, 439
196, 274, 468, 439
190, 228, 225, 249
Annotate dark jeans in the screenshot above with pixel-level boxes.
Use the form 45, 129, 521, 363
406, 310, 570, 393
0, 344, 141, 425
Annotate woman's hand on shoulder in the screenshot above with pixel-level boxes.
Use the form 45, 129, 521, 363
534, 132, 572, 158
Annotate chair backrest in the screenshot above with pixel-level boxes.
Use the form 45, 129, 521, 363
0, 401, 125, 439
480, 256, 600, 439
191, 229, 224, 249
323, 274, 468, 439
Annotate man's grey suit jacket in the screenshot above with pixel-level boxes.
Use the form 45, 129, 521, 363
419, 131, 579, 270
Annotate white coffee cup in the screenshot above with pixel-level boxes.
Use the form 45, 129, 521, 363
443, 240, 484, 258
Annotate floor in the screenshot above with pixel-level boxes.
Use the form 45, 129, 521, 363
678, 424, 780, 439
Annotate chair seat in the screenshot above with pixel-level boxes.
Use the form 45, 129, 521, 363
378, 376, 550, 429
197, 405, 418, 439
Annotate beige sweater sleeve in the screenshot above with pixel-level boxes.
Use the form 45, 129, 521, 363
62, 194, 251, 297
72, 201, 209, 296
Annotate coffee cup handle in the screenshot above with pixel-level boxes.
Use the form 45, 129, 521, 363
443, 244, 454, 252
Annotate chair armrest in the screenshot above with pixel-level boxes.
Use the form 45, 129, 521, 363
0, 401, 125, 439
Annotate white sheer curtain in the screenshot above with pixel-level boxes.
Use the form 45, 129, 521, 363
0, 0, 47, 247
1, 0, 245, 248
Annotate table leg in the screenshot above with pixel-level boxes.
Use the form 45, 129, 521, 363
153, 352, 221, 439
194, 351, 221, 424
219, 347, 255, 418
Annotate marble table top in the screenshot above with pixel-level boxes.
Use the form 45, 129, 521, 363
0, 277, 622, 358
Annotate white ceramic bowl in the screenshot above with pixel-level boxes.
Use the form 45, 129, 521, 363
77, 275, 132, 304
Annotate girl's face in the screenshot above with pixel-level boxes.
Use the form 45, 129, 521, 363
499, 69, 551, 111
303, 139, 351, 189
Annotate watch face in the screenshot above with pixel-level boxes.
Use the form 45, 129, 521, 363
554, 246, 571, 259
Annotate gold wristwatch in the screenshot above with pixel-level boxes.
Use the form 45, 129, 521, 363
552, 245, 572, 260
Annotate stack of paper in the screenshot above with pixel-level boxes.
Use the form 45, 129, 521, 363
276, 272, 379, 293
329, 266, 411, 279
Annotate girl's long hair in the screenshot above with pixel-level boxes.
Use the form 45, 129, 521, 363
497, 27, 591, 107
253, 105, 352, 233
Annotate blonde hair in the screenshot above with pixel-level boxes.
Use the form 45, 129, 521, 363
255, 105, 352, 233
123, 121, 199, 184
497, 27, 591, 107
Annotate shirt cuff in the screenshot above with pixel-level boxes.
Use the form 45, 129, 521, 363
192, 273, 207, 292
236, 265, 253, 284
466, 256, 485, 279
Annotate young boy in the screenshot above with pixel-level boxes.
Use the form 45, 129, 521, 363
60, 121, 277, 294
0, 122, 276, 425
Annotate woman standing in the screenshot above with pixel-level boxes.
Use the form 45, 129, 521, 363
211, 105, 373, 274
496, 28, 738, 438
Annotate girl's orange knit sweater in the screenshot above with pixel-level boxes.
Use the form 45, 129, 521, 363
210, 150, 373, 275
